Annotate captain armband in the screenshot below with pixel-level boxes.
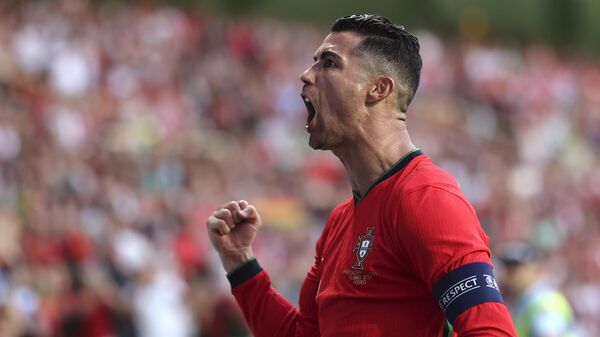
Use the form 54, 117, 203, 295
432, 262, 504, 323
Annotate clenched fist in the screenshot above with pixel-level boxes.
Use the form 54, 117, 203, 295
206, 200, 262, 273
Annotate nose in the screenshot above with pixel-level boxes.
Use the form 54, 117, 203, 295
300, 65, 315, 86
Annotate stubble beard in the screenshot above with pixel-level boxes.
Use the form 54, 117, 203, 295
308, 133, 325, 150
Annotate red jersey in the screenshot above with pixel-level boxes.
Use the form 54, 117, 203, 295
228, 150, 517, 337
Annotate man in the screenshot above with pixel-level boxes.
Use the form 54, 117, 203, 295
499, 242, 579, 337
207, 14, 517, 336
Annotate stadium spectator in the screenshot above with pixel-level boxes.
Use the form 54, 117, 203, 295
498, 242, 580, 337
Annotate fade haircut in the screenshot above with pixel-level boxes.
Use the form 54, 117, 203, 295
331, 14, 422, 112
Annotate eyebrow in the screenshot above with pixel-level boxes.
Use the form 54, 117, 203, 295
313, 50, 343, 62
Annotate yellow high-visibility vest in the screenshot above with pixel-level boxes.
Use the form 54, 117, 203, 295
514, 288, 577, 337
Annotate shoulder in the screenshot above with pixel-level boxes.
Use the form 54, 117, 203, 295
329, 198, 353, 219
315, 198, 353, 254
528, 288, 575, 336
320, 197, 353, 235
388, 155, 466, 206
405, 155, 461, 193
387, 156, 483, 236
531, 288, 573, 313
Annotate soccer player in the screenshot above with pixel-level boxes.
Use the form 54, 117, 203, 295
206, 14, 517, 336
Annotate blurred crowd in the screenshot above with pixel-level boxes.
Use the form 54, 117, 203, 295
0, 1, 598, 336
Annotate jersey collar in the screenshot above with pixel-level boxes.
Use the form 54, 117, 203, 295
352, 148, 423, 205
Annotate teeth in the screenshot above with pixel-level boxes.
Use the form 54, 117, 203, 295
303, 97, 310, 103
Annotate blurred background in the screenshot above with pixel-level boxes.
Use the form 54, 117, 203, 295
0, 0, 598, 336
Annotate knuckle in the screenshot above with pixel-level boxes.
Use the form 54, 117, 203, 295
215, 208, 230, 218
226, 202, 241, 212
210, 217, 222, 225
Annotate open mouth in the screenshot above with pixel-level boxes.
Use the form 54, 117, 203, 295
302, 95, 316, 129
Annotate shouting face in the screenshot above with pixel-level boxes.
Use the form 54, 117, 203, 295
300, 32, 371, 151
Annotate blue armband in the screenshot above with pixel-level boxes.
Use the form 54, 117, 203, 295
432, 262, 504, 323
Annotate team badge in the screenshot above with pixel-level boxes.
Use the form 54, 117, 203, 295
352, 227, 376, 270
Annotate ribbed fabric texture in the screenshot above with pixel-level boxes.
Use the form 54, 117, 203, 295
230, 155, 517, 337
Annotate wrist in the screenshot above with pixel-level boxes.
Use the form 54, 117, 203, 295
221, 250, 254, 273
226, 257, 262, 288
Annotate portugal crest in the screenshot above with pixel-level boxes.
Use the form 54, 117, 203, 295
352, 227, 376, 270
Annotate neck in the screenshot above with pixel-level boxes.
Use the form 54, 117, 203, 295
333, 121, 416, 196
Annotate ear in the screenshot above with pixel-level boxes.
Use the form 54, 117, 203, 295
366, 76, 394, 104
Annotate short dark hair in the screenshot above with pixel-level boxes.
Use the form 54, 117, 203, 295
331, 14, 422, 110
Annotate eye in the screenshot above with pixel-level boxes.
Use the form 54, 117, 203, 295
323, 59, 336, 68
